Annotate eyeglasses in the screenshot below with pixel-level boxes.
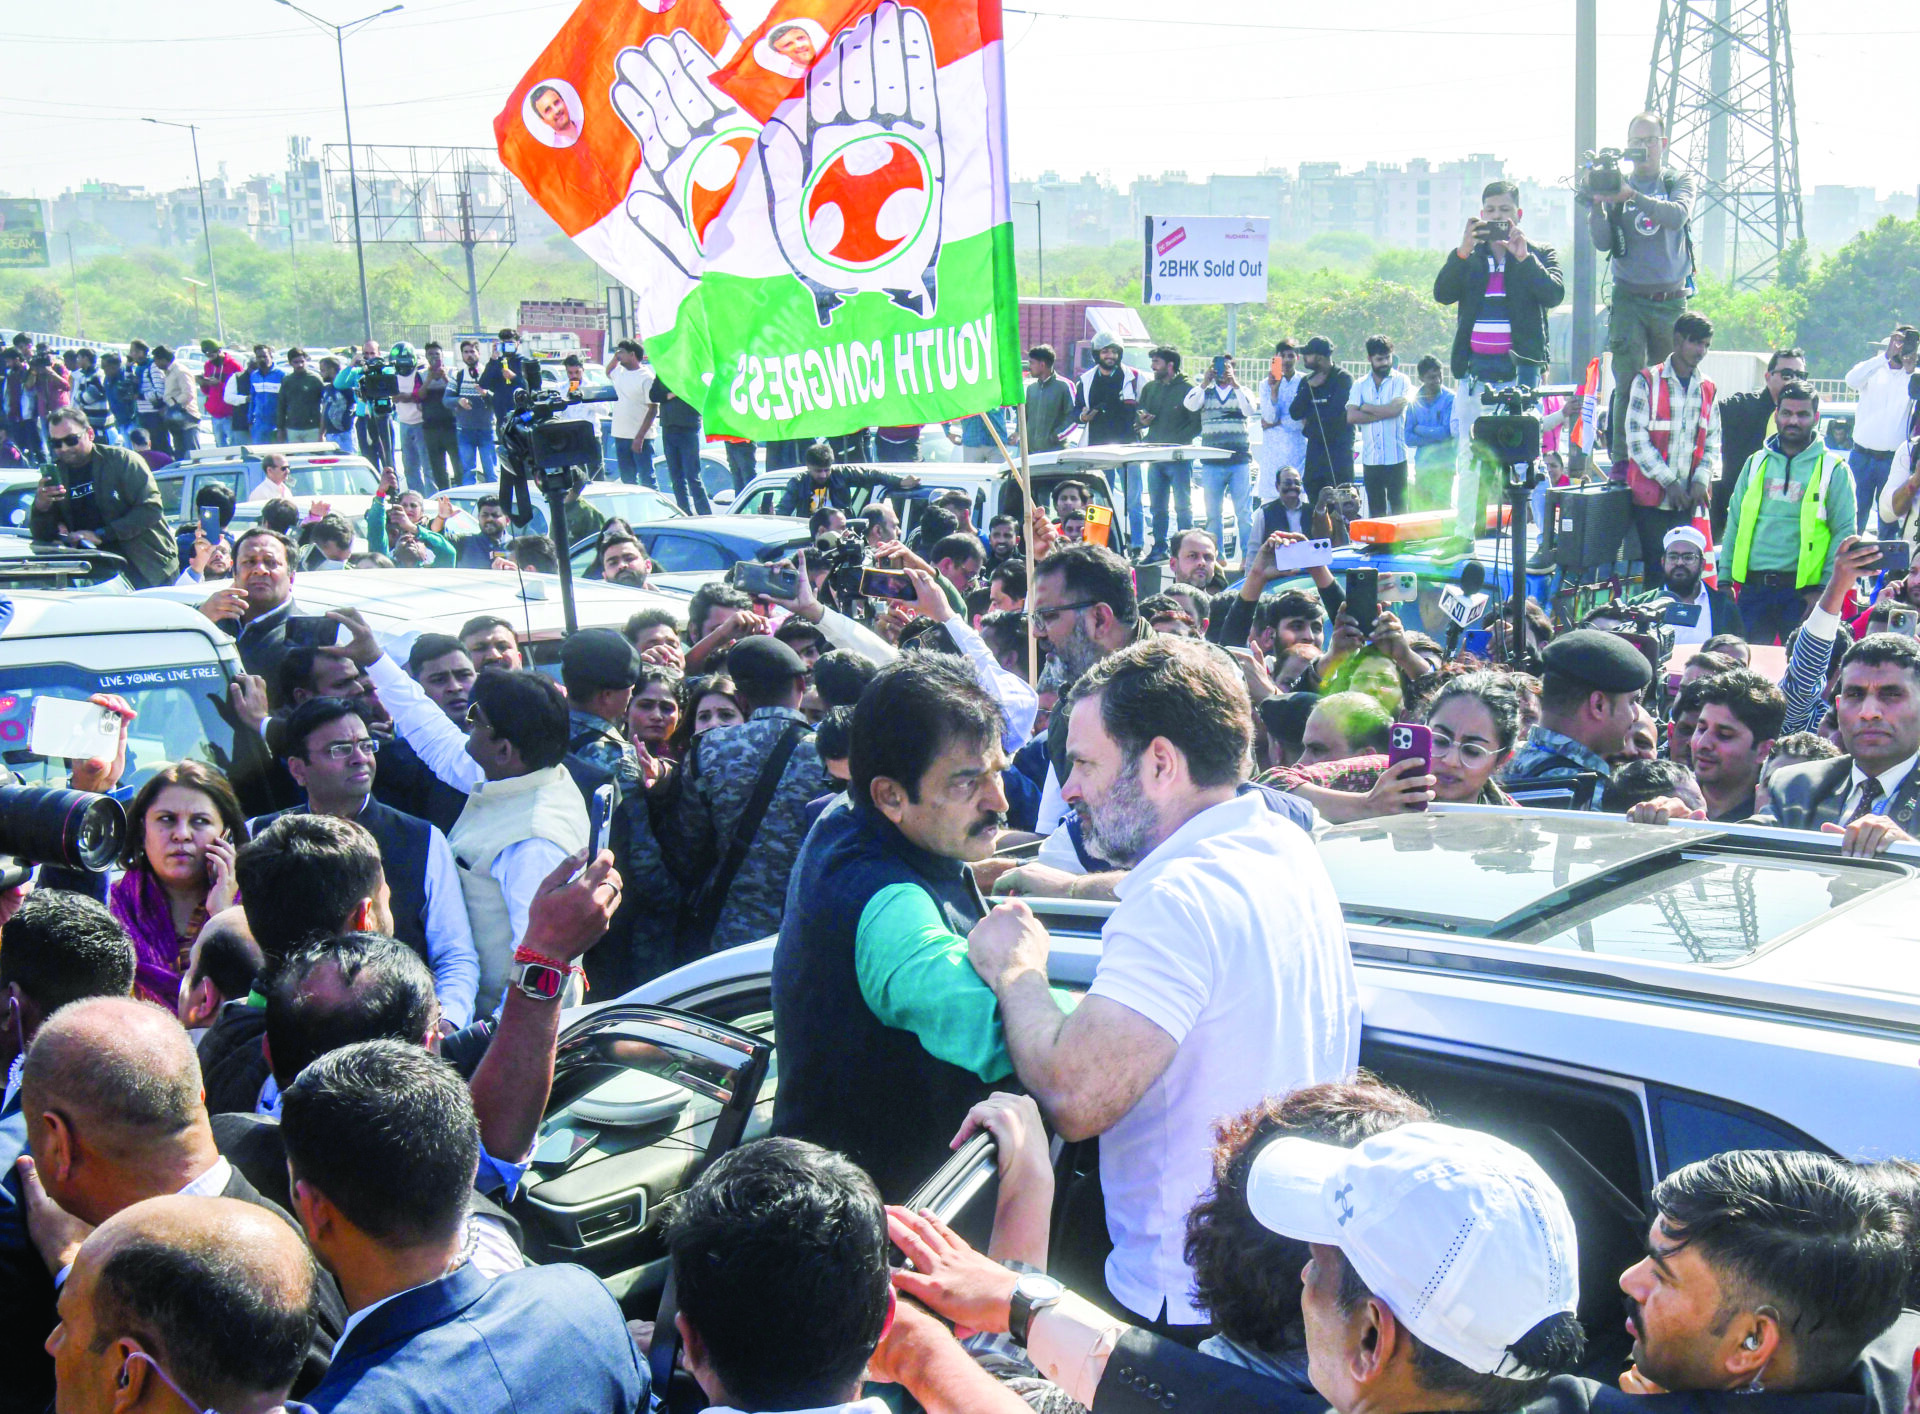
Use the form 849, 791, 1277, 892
466, 703, 491, 732
316, 738, 380, 761
48, 434, 84, 449
1663, 551, 1703, 566
1430, 730, 1498, 767
1032, 600, 1097, 627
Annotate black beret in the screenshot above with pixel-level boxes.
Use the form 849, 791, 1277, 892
726, 634, 809, 689
559, 627, 638, 693
1541, 628, 1652, 693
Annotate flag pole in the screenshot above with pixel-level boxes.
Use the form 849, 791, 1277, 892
980, 408, 1038, 684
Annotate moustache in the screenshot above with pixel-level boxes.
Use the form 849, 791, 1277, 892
968, 811, 1007, 838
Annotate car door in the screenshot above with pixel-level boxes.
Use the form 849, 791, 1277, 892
516, 1003, 772, 1316
641, 530, 730, 574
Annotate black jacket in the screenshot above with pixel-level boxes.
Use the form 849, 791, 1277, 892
1714, 388, 1778, 534
774, 466, 911, 517
1433, 242, 1566, 379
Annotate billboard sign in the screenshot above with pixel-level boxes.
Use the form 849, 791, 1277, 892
1142, 215, 1268, 306
0, 199, 49, 269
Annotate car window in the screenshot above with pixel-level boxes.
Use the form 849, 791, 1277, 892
645, 532, 727, 573
0, 661, 238, 792
1325, 814, 1888, 962
0, 483, 36, 530
286, 463, 378, 497
193, 470, 244, 502
154, 473, 187, 514
1648, 1086, 1828, 1173
734, 486, 781, 516
584, 489, 682, 526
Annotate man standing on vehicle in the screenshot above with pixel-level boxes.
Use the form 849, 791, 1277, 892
478, 328, 523, 421
1502, 628, 1652, 808
1714, 348, 1806, 537
454, 494, 515, 569
1718, 383, 1855, 645
417, 342, 457, 491
1346, 336, 1414, 518
29, 407, 178, 589
967, 637, 1358, 1339
1024, 345, 1077, 455
637, 371, 711, 515
772, 656, 1054, 1199
1137, 346, 1201, 562
1844, 326, 1920, 532
1623, 312, 1720, 588
1760, 633, 1920, 855
445, 341, 498, 484
604, 339, 656, 488
251, 697, 480, 1028
1587, 112, 1695, 463
774, 440, 919, 516
390, 341, 432, 494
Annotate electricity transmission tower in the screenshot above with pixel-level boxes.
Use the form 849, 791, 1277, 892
1646, 0, 1804, 290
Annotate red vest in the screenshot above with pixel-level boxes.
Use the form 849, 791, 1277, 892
1629, 362, 1715, 508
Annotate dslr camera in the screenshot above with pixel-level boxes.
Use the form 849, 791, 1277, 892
0, 770, 127, 891
1578, 147, 1647, 199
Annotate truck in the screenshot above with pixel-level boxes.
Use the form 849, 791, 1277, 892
1017, 298, 1154, 382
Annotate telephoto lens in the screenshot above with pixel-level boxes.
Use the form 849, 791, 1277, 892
0, 784, 128, 876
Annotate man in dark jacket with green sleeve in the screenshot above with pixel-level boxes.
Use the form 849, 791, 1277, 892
29, 407, 178, 587
771, 656, 1071, 1201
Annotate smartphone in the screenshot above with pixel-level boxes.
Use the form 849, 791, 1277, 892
1380, 571, 1419, 604
1873, 540, 1913, 576
1082, 503, 1113, 548
588, 783, 614, 859
1462, 628, 1494, 658
1891, 607, 1920, 639
29, 696, 120, 761
1270, 537, 1335, 572
284, 615, 341, 649
1344, 568, 1378, 631
860, 566, 919, 603
1386, 723, 1433, 810
1211, 355, 1228, 379
1661, 601, 1704, 627
733, 560, 800, 599
198, 505, 224, 542
1481, 218, 1512, 241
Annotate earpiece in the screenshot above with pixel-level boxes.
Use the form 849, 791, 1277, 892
1743, 1333, 1761, 1350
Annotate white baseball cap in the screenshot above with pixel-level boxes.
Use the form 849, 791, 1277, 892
1246, 1122, 1579, 1378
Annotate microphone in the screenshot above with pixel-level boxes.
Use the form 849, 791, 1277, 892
1459, 559, 1486, 596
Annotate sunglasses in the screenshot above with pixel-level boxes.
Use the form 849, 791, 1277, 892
49, 434, 84, 449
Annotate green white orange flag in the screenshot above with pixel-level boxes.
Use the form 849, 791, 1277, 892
495, 0, 1021, 441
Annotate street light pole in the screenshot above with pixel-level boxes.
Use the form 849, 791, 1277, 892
274, 0, 404, 344
1014, 198, 1043, 294
62, 233, 82, 339
144, 118, 224, 343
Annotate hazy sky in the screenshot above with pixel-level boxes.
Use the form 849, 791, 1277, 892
3, 0, 1912, 207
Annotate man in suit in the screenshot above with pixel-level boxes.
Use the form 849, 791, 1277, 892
1629, 524, 1744, 645
252, 697, 480, 1029
284, 1040, 649, 1413
50, 1194, 317, 1414
1763, 633, 1920, 856
14, 997, 347, 1400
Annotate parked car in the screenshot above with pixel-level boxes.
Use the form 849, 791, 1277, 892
0, 468, 44, 538
158, 443, 381, 523
506, 806, 1920, 1358
0, 590, 245, 792
138, 567, 688, 675
568, 514, 814, 588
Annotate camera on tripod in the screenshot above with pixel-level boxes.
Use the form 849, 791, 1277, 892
1578, 147, 1647, 198
358, 354, 399, 412
815, 527, 872, 605
496, 368, 614, 525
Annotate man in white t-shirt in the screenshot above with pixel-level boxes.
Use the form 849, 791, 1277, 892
1347, 335, 1414, 517
968, 635, 1359, 1340
605, 339, 657, 489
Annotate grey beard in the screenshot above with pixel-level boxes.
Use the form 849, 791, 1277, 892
1084, 759, 1159, 866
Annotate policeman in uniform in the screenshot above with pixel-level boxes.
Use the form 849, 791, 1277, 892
1503, 629, 1653, 810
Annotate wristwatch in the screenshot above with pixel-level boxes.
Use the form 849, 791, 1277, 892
1007, 1271, 1065, 1349
509, 957, 567, 1002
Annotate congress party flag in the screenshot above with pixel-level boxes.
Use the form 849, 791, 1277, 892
496, 0, 1022, 441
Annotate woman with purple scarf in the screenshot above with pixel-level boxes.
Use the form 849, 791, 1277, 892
108, 761, 247, 1006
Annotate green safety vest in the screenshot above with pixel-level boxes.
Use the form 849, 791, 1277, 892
1729, 442, 1841, 589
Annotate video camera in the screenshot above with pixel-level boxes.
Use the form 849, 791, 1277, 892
496, 365, 616, 525
1587, 599, 1678, 684
1472, 384, 1581, 483
358, 354, 399, 410
1578, 147, 1648, 198
814, 526, 871, 607
0, 775, 127, 891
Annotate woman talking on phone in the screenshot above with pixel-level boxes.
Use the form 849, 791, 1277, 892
108, 762, 249, 1005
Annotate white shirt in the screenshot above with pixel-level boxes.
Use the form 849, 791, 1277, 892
1257, 374, 1308, 498
57, 1158, 233, 1290
366, 654, 573, 949
814, 608, 1036, 753
705, 1402, 890, 1414
1841, 751, 1920, 823
1088, 792, 1359, 1324
1670, 581, 1713, 648
245, 475, 295, 504
608, 360, 656, 439
1845, 354, 1916, 452
1350, 369, 1413, 466
394, 371, 426, 426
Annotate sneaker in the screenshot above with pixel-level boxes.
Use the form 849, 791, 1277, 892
1527, 544, 1559, 571
1142, 548, 1168, 565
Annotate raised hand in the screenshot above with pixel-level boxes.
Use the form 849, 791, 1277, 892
758, 2, 945, 324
